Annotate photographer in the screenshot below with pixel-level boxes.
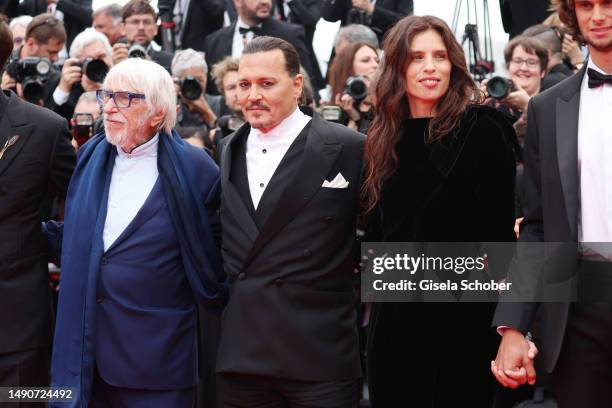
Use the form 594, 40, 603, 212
70, 90, 101, 150
172, 49, 225, 154
210, 57, 244, 140
50, 28, 112, 121
112, 0, 174, 72
483, 35, 548, 123
328, 41, 379, 133
1, 13, 65, 107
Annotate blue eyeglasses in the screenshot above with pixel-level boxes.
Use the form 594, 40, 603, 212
96, 89, 145, 109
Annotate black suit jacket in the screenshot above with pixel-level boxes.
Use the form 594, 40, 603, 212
499, 0, 550, 38
2, 0, 92, 47
493, 67, 588, 373
177, 0, 225, 51
0, 90, 75, 353
204, 18, 318, 94
216, 107, 364, 380
321, 0, 413, 40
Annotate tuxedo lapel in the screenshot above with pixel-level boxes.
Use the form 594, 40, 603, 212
0, 92, 34, 178
241, 114, 342, 270
220, 125, 259, 243
555, 67, 584, 239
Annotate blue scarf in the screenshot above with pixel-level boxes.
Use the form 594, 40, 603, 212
51, 131, 227, 406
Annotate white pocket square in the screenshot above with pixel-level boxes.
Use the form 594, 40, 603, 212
322, 172, 349, 189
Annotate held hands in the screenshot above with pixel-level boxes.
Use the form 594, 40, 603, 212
352, 0, 374, 15
491, 328, 538, 389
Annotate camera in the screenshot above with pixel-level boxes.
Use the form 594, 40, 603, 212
217, 114, 245, 138
75, 58, 109, 83
320, 106, 343, 123
486, 76, 516, 100
128, 43, 148, 59
344, 76, 369, 103
72, 113, 94, 148
5, 57, 52, 103
179, 76, 203, 100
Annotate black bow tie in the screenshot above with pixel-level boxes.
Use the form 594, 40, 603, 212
239, 26, 262, 36
587, 68, 612, 88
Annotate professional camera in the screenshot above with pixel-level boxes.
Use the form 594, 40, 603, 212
178, 76, 203, 100
320, 106, 343, 123
486, 76, 516, 100
5, 57, 52, 103
128, 43, 148, 59
217, 114, 245, 138
347, 7, 369, 25
344, 75, 368, 103
75, 58, 109, 83
72, 113, 94, 148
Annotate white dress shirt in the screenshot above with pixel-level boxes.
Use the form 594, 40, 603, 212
577, 57, 612, 258
103, 135, 159, 251
232, 18, 261, 58
245, 107, 311, 209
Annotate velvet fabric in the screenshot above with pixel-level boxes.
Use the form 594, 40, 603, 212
365, 105, 518, 407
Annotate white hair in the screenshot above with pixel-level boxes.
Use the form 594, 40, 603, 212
69, 28, 112, 60
171, 48, 207, 76
103, 58, 177, 134
9, 15, 33, 30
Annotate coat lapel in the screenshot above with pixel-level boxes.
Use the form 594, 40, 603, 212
240, 113, 342, 270
0, 92, 34, 178
220, 124, 259, 243
555, 66, 585, 239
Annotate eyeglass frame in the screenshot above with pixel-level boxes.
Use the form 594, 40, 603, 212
509, 57, 541, 69
124, 16, 156, 27
96, 89, 146, 109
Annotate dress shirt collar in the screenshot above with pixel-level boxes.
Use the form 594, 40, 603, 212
249, 107, 308, 142
236, 17, 262, 32
116, 133, 159, 159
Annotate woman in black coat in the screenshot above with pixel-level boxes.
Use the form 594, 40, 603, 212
362, 15, 518, 407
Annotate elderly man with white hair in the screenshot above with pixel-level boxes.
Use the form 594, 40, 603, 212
50, 28, 113, 120
47, 58, 227, 408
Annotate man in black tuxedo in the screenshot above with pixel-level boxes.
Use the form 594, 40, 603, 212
217, 36, 363, 407
321, 0, 412, 41
492, 1, 612, 406
204, 0, 318, 95
0, 16, 75, 393
1, 0, 91, 47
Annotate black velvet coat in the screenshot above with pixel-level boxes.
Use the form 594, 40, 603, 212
365, 105, 518, 408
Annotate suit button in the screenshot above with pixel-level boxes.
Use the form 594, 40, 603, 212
100, 256, 108, 265
0, 186, 7, 195
275, 278, 283, 287
238, 272, 246, 280
96, 297, 104, 303
303, 249, 311, 257
324, 216, 334, 224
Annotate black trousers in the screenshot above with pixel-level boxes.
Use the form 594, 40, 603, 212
0, 347, 51, 408
217, 373, 360, 408
552, 302, 612, 408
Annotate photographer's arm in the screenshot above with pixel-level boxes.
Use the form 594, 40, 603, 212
321, 0, 350, 23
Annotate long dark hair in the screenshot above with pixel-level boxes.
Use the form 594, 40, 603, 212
362, 15, 481, 214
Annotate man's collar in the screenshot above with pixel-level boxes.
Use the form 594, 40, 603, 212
117, 133, 159, 158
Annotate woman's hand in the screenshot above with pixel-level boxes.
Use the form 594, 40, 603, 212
335, 93, 361, 122
502, 85, 530, 112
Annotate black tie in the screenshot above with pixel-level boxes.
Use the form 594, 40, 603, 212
587, 68, 612, 88
239, 26, 262, 36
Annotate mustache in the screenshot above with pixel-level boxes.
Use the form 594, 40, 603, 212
245, 101, 270, 109
103, 114, 125, 123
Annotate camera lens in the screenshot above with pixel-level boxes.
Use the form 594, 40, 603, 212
487, 76, 511, 100
128, 44, 147, 59
345, 76, 368, 102
181, 77, 203, 100
22, 78, 44, 103
35, 59, 51, 76
83, 59, 109, 83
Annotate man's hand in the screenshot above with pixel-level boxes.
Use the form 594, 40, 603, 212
352, 0, 374, 15
183, 94, 217, 127
1, 71, 17, 91
112, 43, 129, 66
491, 328, 538, 389
335, 93, 361, 122
59, 58, 82, 93
81, 73, 102, 92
